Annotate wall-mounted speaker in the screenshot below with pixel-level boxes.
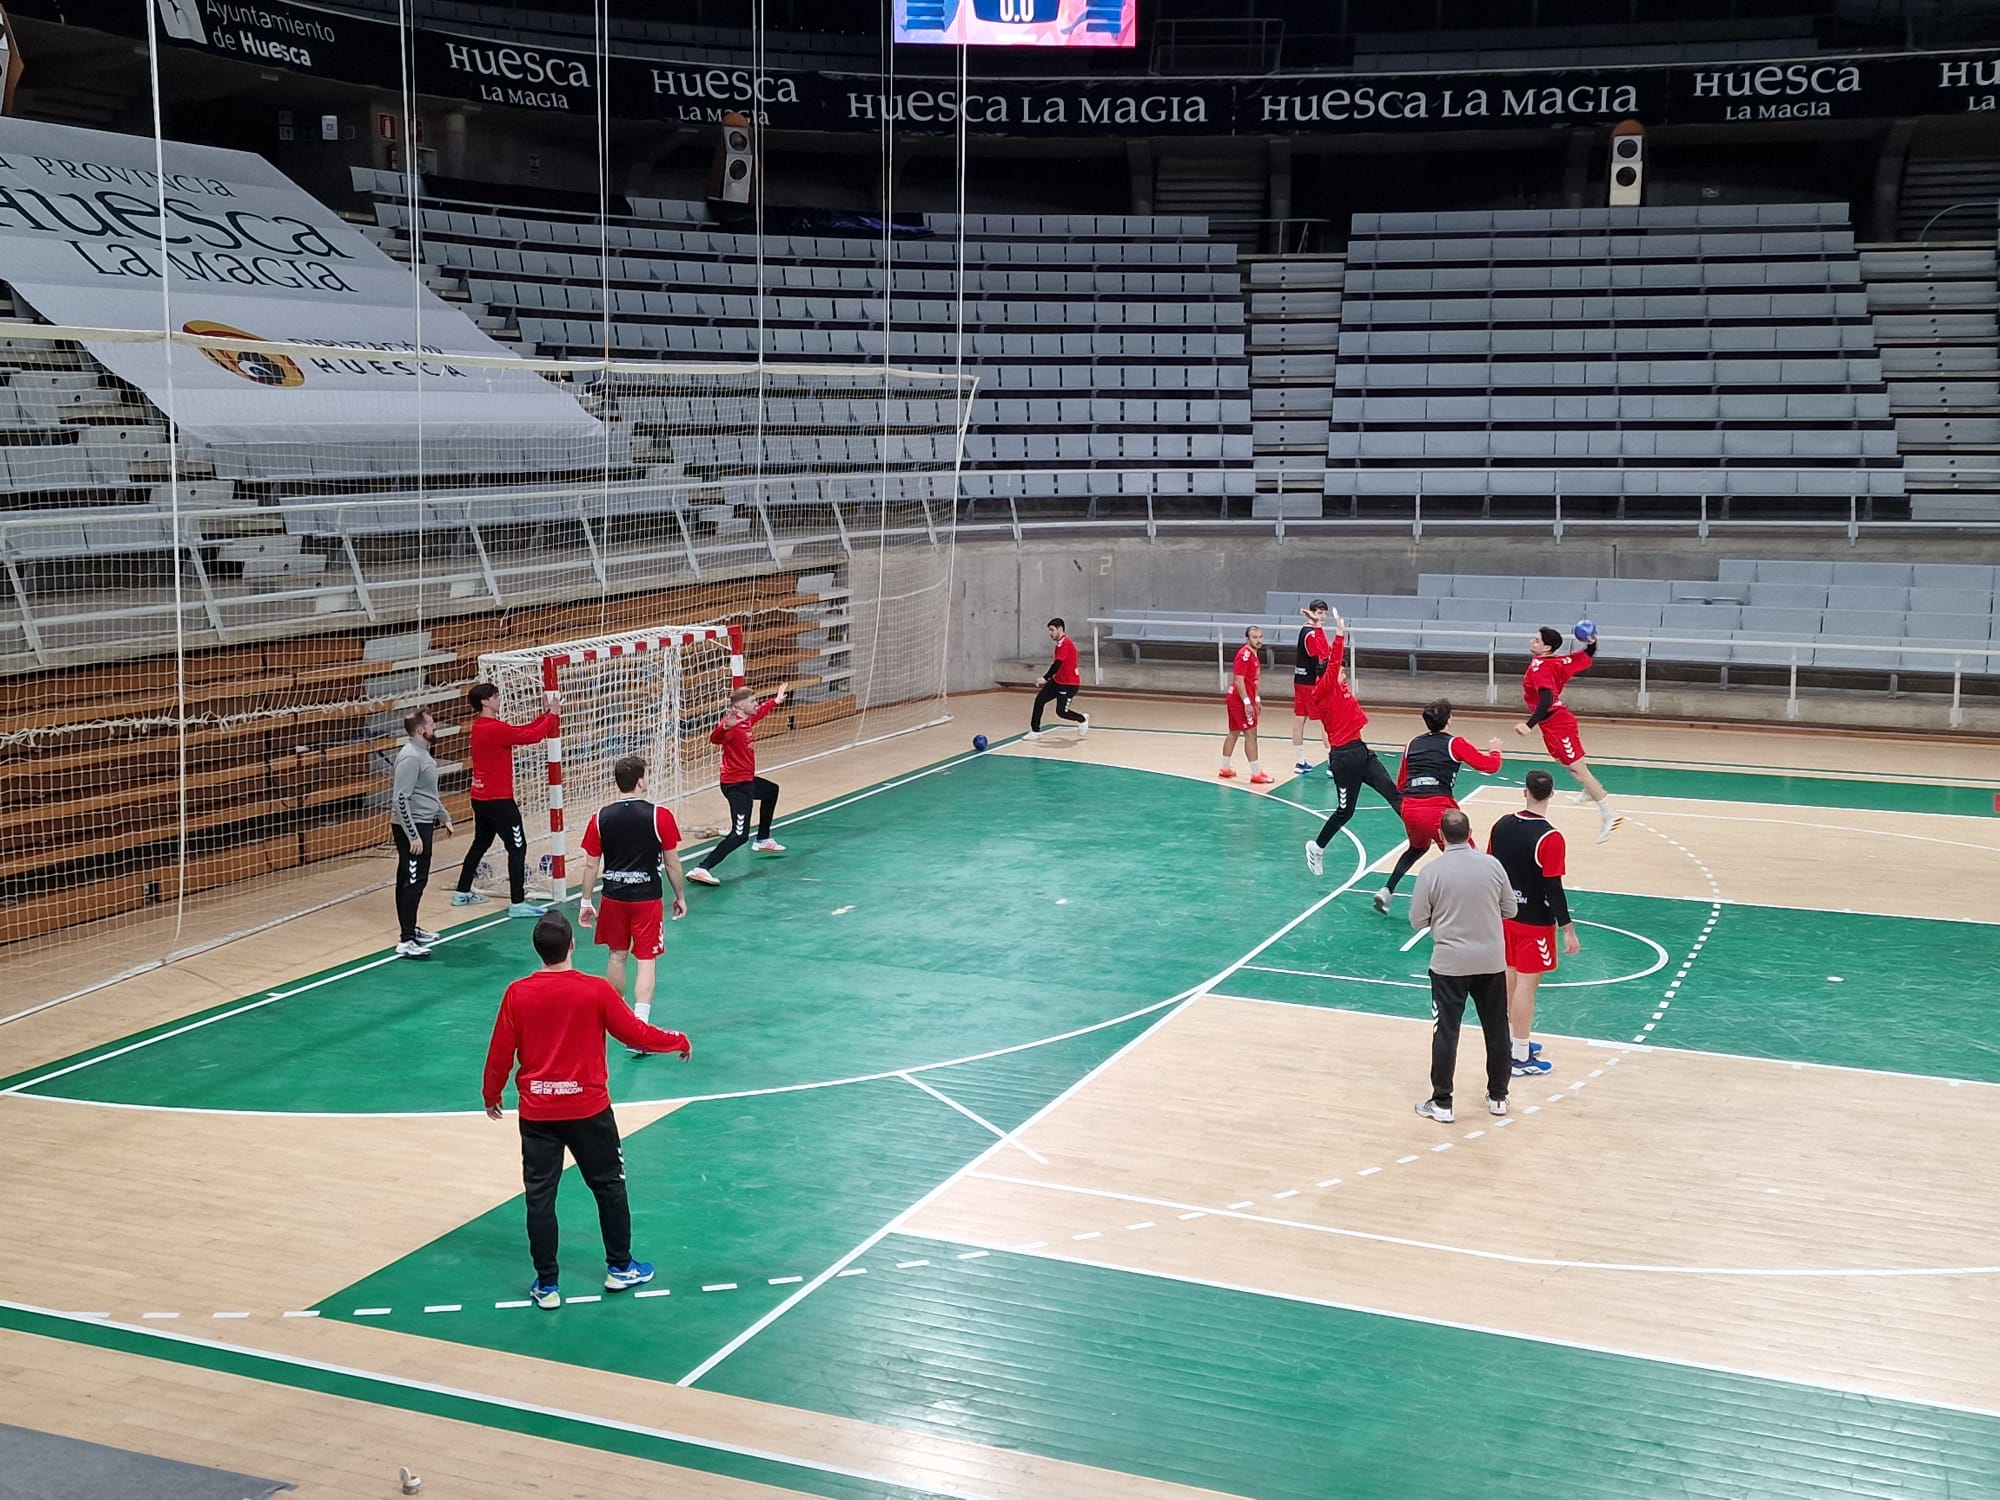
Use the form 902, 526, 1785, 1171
1609, 119, 1645, 207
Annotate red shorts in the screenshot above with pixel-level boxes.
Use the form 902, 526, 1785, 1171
1504, 919, 1560, 975
1399, 795, 1458, 852
1227, 693, 1257, 733
594, 896, 664, 960
1292, 684, 1317, 717
1538, 709, 1586, 766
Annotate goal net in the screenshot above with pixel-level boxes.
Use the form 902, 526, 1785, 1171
478, 625, 743, 903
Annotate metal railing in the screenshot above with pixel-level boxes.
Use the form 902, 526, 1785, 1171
1086, 615, 2000, 729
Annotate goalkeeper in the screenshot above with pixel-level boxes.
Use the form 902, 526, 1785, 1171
687, 683, 790, 887
455, 681, 560, 916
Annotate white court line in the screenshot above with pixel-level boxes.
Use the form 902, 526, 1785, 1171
1628, 808, 2000, 857
899, 1073, 1047, 1165
0, 1299, 1010, 1500
1242, 919, 1670, 992
966, 1172, 2000, 1279
895, 1236, 2000, 1423
674, 823, 1377, 1390
1398, 928, 1430, 953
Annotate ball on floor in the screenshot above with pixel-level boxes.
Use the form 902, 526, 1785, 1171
972, 734, 989, 752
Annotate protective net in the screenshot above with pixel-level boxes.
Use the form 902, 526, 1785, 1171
1, 321, 974, 1011
477, 625, 742, 902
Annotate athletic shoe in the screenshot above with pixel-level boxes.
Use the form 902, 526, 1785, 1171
1487, 1097, 1509, 1117
1248, 772, 1275, 785
1304, 840, 1324, 877
686, 868, 721, 887
1530, 1042, 1545, 1058
394, 940, 431, 960
1415, 1099, 1454, 1124
1596, 810, 1624, 844
604, 1260, 654, 1292
528, 1280, 561, 1310
507, 901, 548, 918
1077, 715, 1089, 737
413, 927, 440, 946
450, 891, 489, 907
1218, 768, 1237, 779
1294, 760, 1312, 774
1511, 1053, 1553, 1077
1023, 729, 1043, 741
751, 838, 786, 853
1371, 889, 1391, 915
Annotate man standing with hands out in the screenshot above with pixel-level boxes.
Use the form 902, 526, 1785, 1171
1219, 625, 1273, 784
687, 682, 790, 887
454, 680, 561, 917
1408, 809, 1516, 1124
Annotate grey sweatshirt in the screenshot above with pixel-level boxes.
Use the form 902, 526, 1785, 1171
391, 737, 445, 839
1408, 843, 1518, 976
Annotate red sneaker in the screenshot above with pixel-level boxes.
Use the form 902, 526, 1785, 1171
1217, 768, 1237, 779
1249, 772, 1275, 785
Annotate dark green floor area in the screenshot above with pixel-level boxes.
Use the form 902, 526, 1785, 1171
707, 1235, 2000, 1500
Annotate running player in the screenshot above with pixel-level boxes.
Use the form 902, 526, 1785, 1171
1026, 617, 1088, 740
1289, 599, 1335, 774
1372, 699, 1504, 914
1518, 625, 1621, 842
1302, 657, 1402, 878
1219, 625, 1273, 784
575, 755, 687, 1051
686, 682, 790, 886
1486, 769, 1578, 1076
454, 681, 561, 917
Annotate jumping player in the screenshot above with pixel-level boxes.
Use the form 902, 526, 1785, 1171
1372, 699, 1504, 914
1303, 659, 1402, 878
1487, 769, 1579, 1076
1219, 625, 1273, 784
1518, 625, 1621, 842
686, 682, 790, 886
454, 681, 561, 917
576, 755, 687, 1051
1026, 617, 1088, 740
1290, 599, 1335, 774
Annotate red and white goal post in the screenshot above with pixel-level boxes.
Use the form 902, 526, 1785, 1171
478, 624, 745, 904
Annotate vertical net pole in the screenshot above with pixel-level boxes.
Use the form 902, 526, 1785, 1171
728, 622, 746, 689
542, 653, 568, 902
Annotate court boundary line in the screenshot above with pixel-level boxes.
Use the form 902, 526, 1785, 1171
899, 1073, 1047, 1165
878, 1233, 2000, 1423
0, 1298, 1008, 1500
1242, 917, 1670, 992
673, 823, 1377, 1389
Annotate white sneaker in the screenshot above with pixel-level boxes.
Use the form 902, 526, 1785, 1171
1304, 840, 1324, 877
1023, 729, 1043, 741
1371, 889, 1390, 915
686, 867, 721, 886
1596, 809, 1624, 844
413, 927, 440, 946
751, 838, 786, 853
395, 940, 432, 960
1077, 715, 1089, 737
1487, 1097, 1509, 1117
1415, 1099, 1454, 1124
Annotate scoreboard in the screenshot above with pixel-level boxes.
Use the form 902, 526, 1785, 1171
895, 0, 1136, 48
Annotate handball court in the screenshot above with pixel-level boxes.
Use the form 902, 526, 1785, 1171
2, 691, 1998, 1499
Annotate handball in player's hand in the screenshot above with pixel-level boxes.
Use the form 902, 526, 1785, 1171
1573, 619, 1597, 643
972, 733, 989, 752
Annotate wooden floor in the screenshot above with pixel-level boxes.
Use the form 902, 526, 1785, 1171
3, 689, 1996, 1498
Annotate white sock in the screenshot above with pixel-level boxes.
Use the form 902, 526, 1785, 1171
1250, 761, 1262, 774
636, 1002, 651, 1024
1220, 763, 1231, 773
1512, 1037, 1531, 1062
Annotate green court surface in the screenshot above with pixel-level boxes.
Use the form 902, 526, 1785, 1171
10, 748, 1999, 1498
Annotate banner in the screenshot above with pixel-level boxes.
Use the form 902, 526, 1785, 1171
0, 118, 600, 449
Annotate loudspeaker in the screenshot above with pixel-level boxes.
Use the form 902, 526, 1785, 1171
708, 111, 754, 206
1609, 119, 1645, 207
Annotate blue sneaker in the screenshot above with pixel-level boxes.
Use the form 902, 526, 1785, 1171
604, 1260, 654, 1292
507, 901, 549, 918
451, 891, 489, 907
1294, 760, 1312, 775
528, 1279, 560, 1310
1511, 1053, 1552, 1077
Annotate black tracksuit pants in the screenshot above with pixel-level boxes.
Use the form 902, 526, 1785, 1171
701, 777, 780, 870
458, 797, 531, 904
519, 1107, 634, 1283
1314, 740, 1402, 847
1428, 970, 1512, 1109
391, 822, 435, 943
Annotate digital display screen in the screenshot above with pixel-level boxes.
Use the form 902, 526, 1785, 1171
895, 0, 1137, 48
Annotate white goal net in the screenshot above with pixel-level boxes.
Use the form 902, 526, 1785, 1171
478, 625, 741, 902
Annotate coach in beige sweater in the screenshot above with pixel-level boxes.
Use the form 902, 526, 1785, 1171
1408, 809, 1516, 1125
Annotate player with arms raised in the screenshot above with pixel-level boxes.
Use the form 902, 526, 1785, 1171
1289, 599, 1335, 774
1219, 625, 1273, 784
1518, 622, 1621, 842
1372, 699, 1504, 914
1303, 612, 1402, 877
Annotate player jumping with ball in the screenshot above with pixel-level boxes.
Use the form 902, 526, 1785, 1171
1519, 623, 1622, 843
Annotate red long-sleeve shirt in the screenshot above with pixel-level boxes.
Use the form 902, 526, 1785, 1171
482, 968, 690, 1120
709, 698, 775, 784
468, 712, 557, 800
1046, 635, 1081, 687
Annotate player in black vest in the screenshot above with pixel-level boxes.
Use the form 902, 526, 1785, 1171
1289, 599, 1335, 773
1374, 700, 1504, 914
577, 755, 688, 1051
1485, 769, 1579, 1076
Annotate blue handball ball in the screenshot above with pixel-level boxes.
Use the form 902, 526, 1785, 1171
1573, 619, 1597, 643
972, 734, 990, 752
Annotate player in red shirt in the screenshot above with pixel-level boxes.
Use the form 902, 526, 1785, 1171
1303, 649, 1402, 878
1219, 625, 1274, 784
687, 681, 790, 886
1289, 599, 1336, 774
1487, 770, 1580, 1076
1372, 699, 1505, 914
483, 908, 691, 1309
1025, 617, 1088, 740
453, 681, 561, 917
576, 755, 687, 1045
1519, 625, 1622, 842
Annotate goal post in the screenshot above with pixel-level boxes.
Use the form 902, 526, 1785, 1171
480, 623, 745, 904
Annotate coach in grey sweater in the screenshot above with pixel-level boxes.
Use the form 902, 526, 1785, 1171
390, 710, 453, 958
1407, 809, 1516, 1124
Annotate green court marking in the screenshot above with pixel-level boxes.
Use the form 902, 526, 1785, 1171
4, 757, 1332, 1111
0, 1302, 962, 1500
706, 1235, 2000, 1500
